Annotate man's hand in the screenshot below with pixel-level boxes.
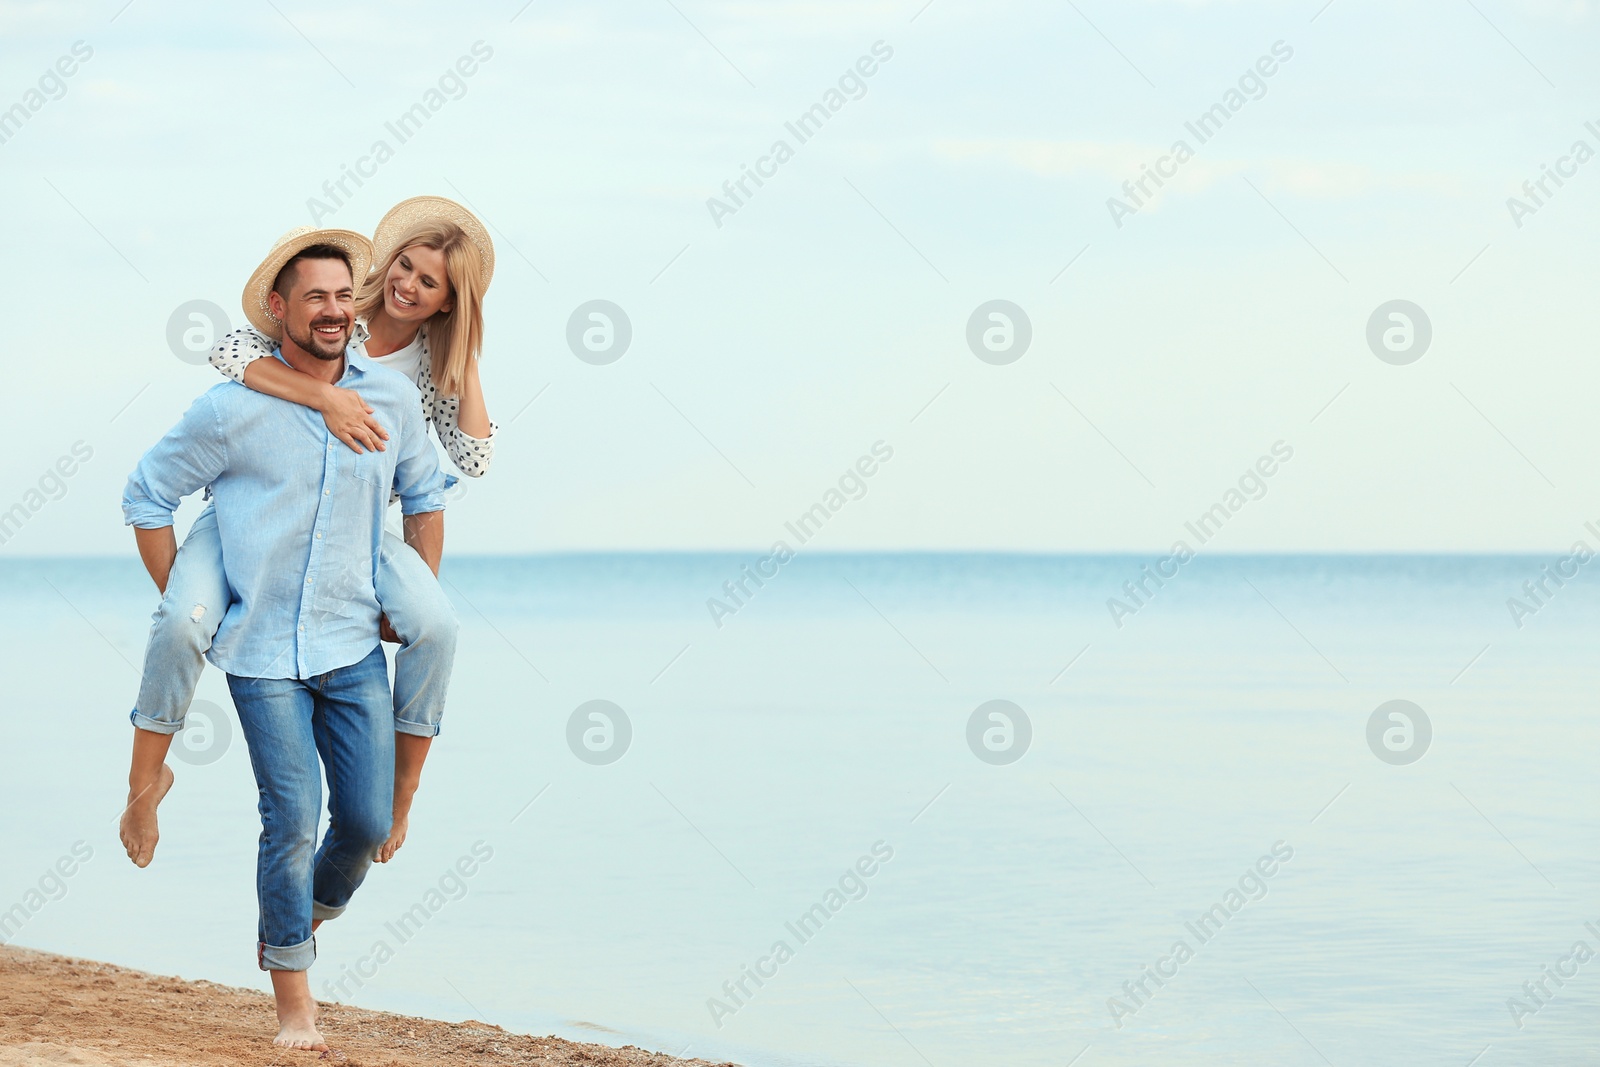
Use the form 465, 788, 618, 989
380, 613, 400, 644
318, 386, 389, 453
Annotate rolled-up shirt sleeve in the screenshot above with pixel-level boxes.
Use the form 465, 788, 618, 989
441, 420, 496, 478
392, 391, 452, 516
122, 393, 229, 528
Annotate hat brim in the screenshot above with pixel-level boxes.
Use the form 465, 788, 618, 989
370, 196, 495, 295
241, 227, 375, 341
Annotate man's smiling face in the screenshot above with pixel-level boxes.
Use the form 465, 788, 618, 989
270, 256, 355, 361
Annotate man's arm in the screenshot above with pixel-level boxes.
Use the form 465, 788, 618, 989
402, 510, 444, 576
134, 526, 179, 593
122, 392, 229, 592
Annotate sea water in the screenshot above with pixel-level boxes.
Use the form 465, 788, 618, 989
4, 553, 1598, 1065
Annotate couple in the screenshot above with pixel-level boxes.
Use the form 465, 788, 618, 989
117, 197, 498, 1051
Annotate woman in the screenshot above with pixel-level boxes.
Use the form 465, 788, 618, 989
119, 196, 497, 868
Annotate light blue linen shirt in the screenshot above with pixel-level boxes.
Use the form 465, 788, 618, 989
122, 350, 451, 680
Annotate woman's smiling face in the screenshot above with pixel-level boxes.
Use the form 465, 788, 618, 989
383, 243, 453, 324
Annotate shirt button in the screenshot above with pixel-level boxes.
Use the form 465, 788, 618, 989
324, 490, 330, 496
316, 532, 323, 539
306, 577, 312, 584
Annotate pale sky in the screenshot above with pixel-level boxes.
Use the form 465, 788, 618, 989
3, 0, 1598, 553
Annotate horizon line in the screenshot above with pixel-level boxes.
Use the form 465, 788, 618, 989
0, 548, 1580, 560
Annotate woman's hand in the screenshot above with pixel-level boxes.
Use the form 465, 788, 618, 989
319, 385, 389, 453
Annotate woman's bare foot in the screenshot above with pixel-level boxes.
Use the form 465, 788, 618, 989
376, 807, 409, 863
380, 733, 432, 864
118, 763, 175, 868
270, 970, 328, 1051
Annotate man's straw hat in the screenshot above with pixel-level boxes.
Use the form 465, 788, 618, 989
371, 195, 495, 293
241, 226, 375, 340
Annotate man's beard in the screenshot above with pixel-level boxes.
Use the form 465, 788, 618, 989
286, 316, 349, 361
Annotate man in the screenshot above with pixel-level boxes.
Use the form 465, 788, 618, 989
120, 228, 451, 1051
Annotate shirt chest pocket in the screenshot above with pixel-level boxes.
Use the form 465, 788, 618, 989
350, 449, 392, 488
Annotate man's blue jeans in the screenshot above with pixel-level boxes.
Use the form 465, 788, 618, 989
227, 646, 394, 971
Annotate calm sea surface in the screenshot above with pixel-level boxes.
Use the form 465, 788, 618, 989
4, 553, 1599, 1065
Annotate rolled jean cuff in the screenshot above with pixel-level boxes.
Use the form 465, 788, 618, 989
312, 898, 349, 922
393, 715, 441, 739
129, 709, 184, 735
259, 934, 315, 971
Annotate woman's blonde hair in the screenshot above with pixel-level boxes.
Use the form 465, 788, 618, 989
356, 219, 484, 398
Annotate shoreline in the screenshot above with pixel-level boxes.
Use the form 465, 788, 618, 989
0, 944, 737, 1066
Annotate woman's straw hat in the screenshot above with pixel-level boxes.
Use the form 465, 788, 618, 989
370, 195, 495, 293
241, 226, 375, 340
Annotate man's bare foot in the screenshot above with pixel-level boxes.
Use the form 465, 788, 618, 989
118, 763, 175, 868
376, 807, 408, 864
270, 970, 328, 1051
274, 1016, 327, 1051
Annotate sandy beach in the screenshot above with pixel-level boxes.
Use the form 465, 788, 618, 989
0, 945, 735, 1067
